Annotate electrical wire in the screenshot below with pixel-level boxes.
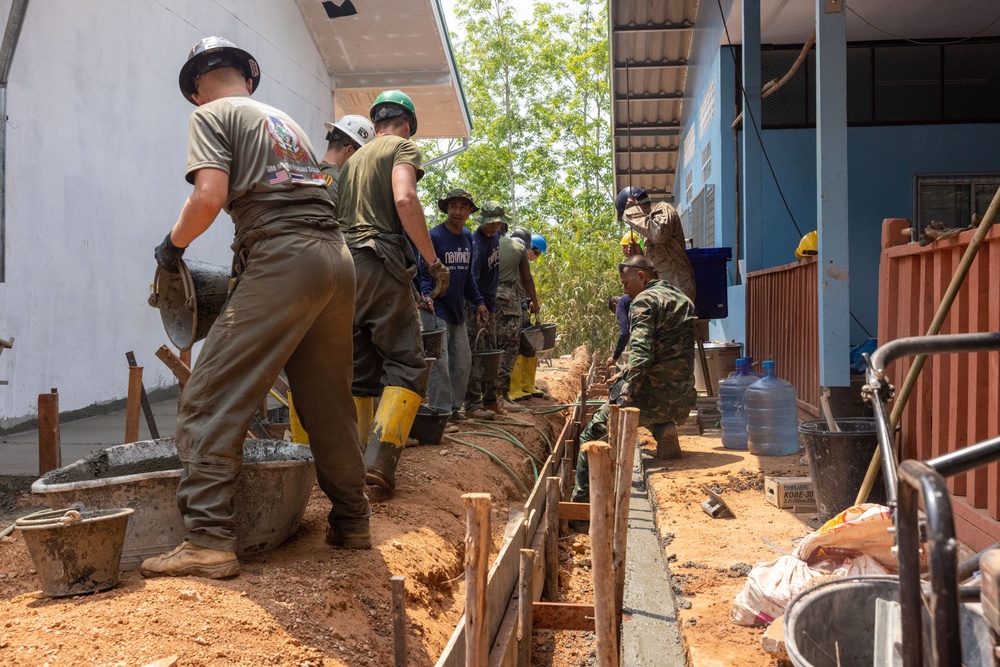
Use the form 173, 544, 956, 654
717, 0, 877, 338
845, 5, 1000, 46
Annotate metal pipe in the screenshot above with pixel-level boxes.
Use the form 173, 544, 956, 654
423, 137, 468, 168
869, 392, 899, 506
925, 433, 1000, 480
896, 460, 962, 667
0, 0, 29, 283
867, 332, 1000, 385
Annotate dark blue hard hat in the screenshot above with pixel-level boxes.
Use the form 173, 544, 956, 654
615, 186, 649, 220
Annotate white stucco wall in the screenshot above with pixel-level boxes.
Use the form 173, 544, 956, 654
0, 0, 334, 427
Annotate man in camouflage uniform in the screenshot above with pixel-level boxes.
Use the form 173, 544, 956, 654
616, 186, 697, 302
495, 215, 539, 409
571, 255, 696, 504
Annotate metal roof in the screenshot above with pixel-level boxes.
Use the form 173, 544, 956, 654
295, 0, 472, 139
609, 0, 699, 203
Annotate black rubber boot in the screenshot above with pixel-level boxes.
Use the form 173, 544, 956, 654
363, 441, 403, 490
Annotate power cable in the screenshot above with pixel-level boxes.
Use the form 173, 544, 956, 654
845, 5, 1000, 46
717, 0, 877, 338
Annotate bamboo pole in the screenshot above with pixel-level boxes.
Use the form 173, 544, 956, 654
517, 549, 536, 667
391, 575, 408, 667
613, 408, 641, 624
586, 442, 618, 667
125, 366, 144, 444
37, 389, 61, 475
856, 183, 1000, 504
463, 493, 491, 667
544, 477, 561, 600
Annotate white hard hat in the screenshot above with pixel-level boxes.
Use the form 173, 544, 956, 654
324, 114, 375, 147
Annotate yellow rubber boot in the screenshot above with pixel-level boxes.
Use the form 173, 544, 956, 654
507, 356, 530, 400
288, 391, 309, 445
362, 386, 421, 490
520, 355, 544, 397
353, 396, 374, 453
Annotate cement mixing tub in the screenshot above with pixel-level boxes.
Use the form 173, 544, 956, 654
17, 505, 133, 597
32, 439, 315, 571
785, 575, 994, 667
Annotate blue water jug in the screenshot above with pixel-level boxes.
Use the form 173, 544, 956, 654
719, 359, 756, 450
745, 360, 800, 456
742, 356, 765, 378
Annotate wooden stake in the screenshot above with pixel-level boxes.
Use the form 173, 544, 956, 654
37, 389, 61, 475
126, 351, 159, 439
125, 366, 144, 444
608, 405, 621, 482
390, 575, 407, 667
544, 477, 561, 600
463, 493, 491, 667
613, 407, 641, 626
518, 549, 535, 667
559, 456, 573, 534
585, 442, 618, 667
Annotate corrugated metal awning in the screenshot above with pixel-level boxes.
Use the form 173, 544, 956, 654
296, 0, 471, 139
610, 0, 699, 203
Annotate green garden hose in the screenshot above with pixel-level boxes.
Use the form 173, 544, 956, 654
444, 435, 530, 495
462, 430, 541, 478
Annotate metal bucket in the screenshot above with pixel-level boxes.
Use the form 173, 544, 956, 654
539, 323, 558, 351
17, 505, 134, 597
409, 405, 452, 445
422, 327, 446, 359
148, 259, 230, 351
520, 325, 544, 355
31, 439, 314, 570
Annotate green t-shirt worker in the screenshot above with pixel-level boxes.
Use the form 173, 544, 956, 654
337, 90, 450, 491
143, 37, 372, 580
318, 114, 374, 207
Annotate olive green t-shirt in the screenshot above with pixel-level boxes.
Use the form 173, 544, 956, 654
337, 134, 423, 247
186, 95, 335, 239
319, 161, 340, 207
498, 235, 528, 293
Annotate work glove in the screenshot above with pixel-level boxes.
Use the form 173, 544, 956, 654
427, 259, 450, 298
154, 232, 186, 274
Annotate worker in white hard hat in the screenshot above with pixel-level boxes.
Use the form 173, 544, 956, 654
319, 114, 376, 207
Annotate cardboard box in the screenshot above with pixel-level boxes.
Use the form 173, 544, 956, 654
765, 476, 814, 509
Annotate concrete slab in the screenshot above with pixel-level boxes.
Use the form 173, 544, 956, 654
621, 448, 686, 666
0, 400, 178, 477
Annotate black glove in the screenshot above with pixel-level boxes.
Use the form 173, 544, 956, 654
154, 232, 186, 273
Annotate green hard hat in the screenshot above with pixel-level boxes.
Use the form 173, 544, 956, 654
370, 89, 418, 136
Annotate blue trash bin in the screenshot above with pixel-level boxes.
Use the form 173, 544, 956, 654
686, 247, 732, 319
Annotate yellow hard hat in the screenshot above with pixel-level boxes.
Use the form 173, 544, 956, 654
795, 230, 818, 258
620, 231, 640, 246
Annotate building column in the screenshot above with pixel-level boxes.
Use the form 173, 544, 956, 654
816, 0, 851, 394
740, 0, 763, 274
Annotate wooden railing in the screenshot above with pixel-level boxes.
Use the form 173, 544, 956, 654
878, 219, 1000, 551
745, 257, 820, 418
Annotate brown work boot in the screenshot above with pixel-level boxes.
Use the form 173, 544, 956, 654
483, 403, 507, 417
326, 522, 372, 550
652, 423, 682, 459
467, 408, 495, 420
139, 540, 240, 579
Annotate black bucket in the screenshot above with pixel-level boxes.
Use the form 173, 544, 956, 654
520, 325, 544, 355
409, 405, 451, 445
539, 323, 558, 351
422, 327, 445, 359
148, 260, 230, 351
472, 349, 504, 390
798, 419, 886, 522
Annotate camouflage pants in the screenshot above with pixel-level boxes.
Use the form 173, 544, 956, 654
495, 284, 523, 394
570, 396, 690, 503
465, 309, 497, 409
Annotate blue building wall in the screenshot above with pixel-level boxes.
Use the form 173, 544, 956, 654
676, 28, 1000, 348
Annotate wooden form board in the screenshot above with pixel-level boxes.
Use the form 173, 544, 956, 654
435, 408, 577, 666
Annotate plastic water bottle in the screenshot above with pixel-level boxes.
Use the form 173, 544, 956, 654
745, 360, 800, 456
719, 359, 756, 450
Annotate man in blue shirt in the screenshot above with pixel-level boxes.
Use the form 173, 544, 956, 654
464, 202, 504, 417
421, 188, 489, 423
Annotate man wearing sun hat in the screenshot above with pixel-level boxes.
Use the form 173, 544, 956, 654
421, 188, 489, 424
464, 201, 505, 417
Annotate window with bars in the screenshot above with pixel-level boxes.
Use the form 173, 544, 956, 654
914, 174, 1000, 235
737, 38, 1000, 128
688, 185, 716, 249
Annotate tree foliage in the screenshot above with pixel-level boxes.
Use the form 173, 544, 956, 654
420, 0, 626, 356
